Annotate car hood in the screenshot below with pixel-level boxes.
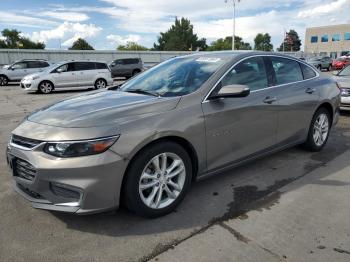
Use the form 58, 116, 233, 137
27, 90, 180, 128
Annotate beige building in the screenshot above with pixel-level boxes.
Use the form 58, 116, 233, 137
305, 24, 350, 58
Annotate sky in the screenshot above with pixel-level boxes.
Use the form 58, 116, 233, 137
0, 0, 349, 50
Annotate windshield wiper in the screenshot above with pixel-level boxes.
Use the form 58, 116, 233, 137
124, 89, 161, 97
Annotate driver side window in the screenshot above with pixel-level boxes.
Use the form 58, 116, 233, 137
11, 62, 27, 70
221, 57, 268, 91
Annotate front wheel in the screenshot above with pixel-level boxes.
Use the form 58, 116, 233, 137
302, 108, 331, 152
124, 142, 192, 218
317, 65, 322, 71
328, 64, 332, 71
94, 79, 106, 89
38, 81, 53, 94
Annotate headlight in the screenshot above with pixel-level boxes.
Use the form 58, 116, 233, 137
43, 135, 119, 157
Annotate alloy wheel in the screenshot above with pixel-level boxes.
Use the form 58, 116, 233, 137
139, 152, 186, 209
0, 76, 8, 86
95, 79, 106, 89
313, 113, 329, 147
40, 82, 53, 94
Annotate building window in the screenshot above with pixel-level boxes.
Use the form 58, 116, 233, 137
311, 36, 318, 43
332, 34, 340, 41
321, 35, 328, 42
344, 33, 350, 41
330, 52, 337, 59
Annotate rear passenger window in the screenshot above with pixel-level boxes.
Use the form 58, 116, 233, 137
74, 62, 95, 71
95, 63, 107, 69
300, 63, 317, 79
27, 61, 49, 68
221, 57, 268, 91
270, 57, 303, 85
123, 58, 139, 64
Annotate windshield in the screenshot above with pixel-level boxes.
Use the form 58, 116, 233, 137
120, 56, 225, 97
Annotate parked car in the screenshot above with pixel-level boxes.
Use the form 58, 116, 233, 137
109, 58, 143, 78
307, 56, 333, 71
332, 57, 350, 70
7, 52, 340, 217
333, 65, 350, 110
0, 59, 51, 86
20, 61, 113, 94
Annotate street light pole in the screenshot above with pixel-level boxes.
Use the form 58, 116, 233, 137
226, 0, 240, 50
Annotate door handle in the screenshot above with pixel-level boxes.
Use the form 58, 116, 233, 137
305, 87, 316, 94
263, 96, 277, 104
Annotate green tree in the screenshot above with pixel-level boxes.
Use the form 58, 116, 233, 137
153, 17, 207, 51
254, 33, 273, 51
207, 36, 252, 51
0, 29, 45, 49
69, 38, 94, 50
117, 42, 148, 51
278, 29, 301, 52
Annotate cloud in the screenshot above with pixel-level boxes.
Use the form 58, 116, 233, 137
38, 11, 90, 22
298, 0, 350, 18
106, 34, 141, 45
0, 11, 57, 28
30, 22, 102, 47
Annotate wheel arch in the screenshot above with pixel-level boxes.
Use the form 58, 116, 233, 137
315, 102, 334, 126
119, 135, 199, 204
38, 79, 55, 90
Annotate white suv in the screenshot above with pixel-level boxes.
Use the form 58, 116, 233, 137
0, 59, 51, 85
20, 61, 113, 94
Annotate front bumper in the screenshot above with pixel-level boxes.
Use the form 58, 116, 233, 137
6, 141, 127, 214
20, 78, 39, 91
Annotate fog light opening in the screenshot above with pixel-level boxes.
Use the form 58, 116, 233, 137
50, 182, 82, 202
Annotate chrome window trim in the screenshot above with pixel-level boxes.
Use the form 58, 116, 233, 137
202, 54, 320, 103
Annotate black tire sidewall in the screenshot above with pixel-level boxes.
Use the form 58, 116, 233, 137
124, 141, 192, 218
95, 79, 106, 89
305, 108, 331, 151
0, 75, 8, 86
39, 81, 53, 94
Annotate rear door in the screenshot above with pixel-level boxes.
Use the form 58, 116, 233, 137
202, 56, 278, 171
74, 62, 96, 86
267, 56, 320, 145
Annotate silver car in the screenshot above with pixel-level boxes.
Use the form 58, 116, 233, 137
6, 52, 340, 217
332, 65, 350, 110
0, 59, 51, 85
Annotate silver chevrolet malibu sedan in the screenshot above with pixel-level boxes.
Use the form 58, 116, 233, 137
7, 52, 340, 217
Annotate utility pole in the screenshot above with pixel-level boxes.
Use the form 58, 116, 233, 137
225, 0, 240, 50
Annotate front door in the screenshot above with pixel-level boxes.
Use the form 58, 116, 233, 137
202, 56, 278, 172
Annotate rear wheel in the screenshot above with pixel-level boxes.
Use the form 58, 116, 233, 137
0, 75, 8, 86
38, 81, 53, 94
94, 78, 106, 89
317, 65, 322, 71
124, 141, 192, 218
302, 108, 330, 152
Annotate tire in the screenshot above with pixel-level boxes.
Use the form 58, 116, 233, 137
0, 75, 8, 86
328, 64, 332, 71
302, 108, 331, 152
317, 65, 322, 71
38, 81, 54, 94
94, 78, 106, 89
124, 141, 192, 218
132, 69, 141, 77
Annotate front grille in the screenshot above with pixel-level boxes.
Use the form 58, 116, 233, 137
11, 135, 42, 150
14, 158, 37, 181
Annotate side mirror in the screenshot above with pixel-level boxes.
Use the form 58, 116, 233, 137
56, 68, 64, 73
210, 84, 250, 99
10, 67, 15, 71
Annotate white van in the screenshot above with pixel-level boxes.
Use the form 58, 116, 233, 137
20, 61, 113, 94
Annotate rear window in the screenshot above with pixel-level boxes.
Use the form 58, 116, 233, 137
123, 58, 140, 65
300, 63, 317, 79
270, 57, 303, 85
95, 62, 107, 69
74, 62, 95, 71
27, 61, 49, 68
